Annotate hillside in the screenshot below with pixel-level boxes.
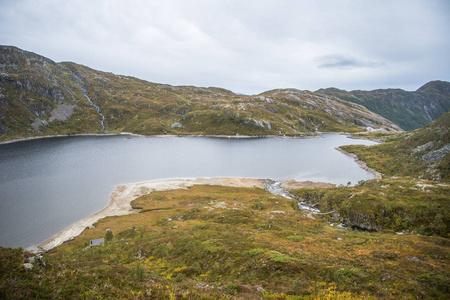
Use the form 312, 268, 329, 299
341, 111, 450, 182
1, 184, 449, 299
288, 112, 450, 240
316, 82, 450, 131
0, 46, 401, 142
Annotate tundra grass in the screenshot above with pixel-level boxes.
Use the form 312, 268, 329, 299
1, 185, 448, 299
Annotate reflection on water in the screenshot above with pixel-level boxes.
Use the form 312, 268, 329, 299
0, 134, 377, 248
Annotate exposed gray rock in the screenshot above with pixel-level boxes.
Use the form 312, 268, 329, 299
422, 144, 450, 161
34, 253, 46, 266
170, 122, 184, 128
31, 118, 48, 131
48, 103, 76, 122
413, 141, 433, 153
244, 118, 272, 130
407, 256, 424, 262
344, 212, 381, 231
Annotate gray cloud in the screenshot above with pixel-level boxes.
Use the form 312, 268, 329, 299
315, 55, 386, 70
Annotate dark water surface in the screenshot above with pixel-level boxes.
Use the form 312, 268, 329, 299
0, 134, 377, 248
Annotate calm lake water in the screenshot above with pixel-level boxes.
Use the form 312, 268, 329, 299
0, 134, 377, 248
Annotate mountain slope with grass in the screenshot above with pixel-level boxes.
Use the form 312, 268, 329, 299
0, 45, 401, 142
316, 81, 450, 131
341, 111, 450, 182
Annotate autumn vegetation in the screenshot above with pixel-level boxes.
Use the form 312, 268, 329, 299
1, 185, 448, 299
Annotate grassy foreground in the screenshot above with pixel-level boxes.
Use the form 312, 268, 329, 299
1, 185, 449, 299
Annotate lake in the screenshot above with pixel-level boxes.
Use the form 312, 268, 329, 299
0, 134, 377, 248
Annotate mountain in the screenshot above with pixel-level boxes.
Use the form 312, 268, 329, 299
316, 82, 450, 131
0, 46, 401, 142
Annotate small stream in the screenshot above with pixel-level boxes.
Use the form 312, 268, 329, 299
264, 181, 350, 230
264, 180, 320, 213
85, 95, 105, 131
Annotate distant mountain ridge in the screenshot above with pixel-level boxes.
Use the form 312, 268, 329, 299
316, 81, 450, 130
0, 45, 412, 141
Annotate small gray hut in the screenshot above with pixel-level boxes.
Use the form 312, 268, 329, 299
89, 238, 104, 247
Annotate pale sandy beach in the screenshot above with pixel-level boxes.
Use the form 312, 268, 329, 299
34, 176, 368, 252
36, 178, 267, 252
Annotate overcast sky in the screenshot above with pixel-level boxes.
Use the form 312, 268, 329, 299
1, 0, 449, 94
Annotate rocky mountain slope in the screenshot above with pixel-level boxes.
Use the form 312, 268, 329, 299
0, 46, 401, 141
316, 81, 450, 131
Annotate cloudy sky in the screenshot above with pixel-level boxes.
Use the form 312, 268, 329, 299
1, 0, 449, 94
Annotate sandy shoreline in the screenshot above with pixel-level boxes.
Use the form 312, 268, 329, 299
35, 178, 267, 252
34, 167, 378, 252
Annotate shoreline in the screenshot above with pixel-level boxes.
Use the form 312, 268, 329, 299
0, 131, 335, 145
335, 147, 383, 180
34, 177, 338, 253
35, 178, 267, 252
34, 169, 378, 252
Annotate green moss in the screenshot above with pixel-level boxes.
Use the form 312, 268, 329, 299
245, 248, 266, 256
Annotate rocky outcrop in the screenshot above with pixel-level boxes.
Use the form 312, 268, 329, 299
342, 213, 381, 231
422, 144, 450, 161
48, 104, 76, 122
